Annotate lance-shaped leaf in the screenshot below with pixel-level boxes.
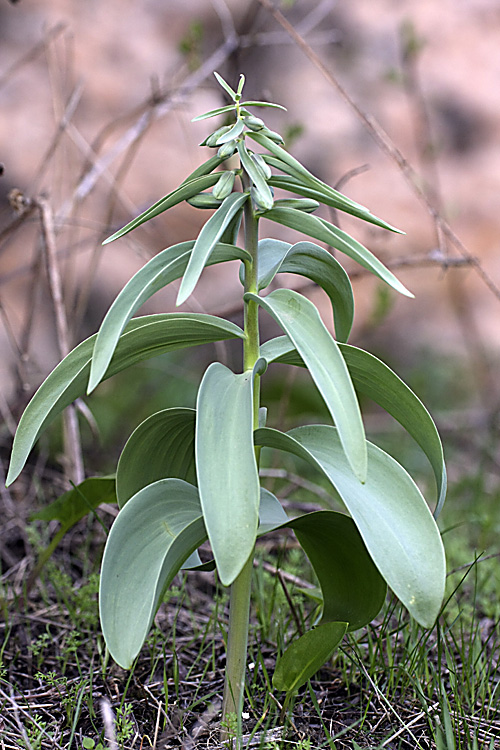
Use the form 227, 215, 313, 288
88, 242, 250, 392
259, 336, 446, 515
260, 206, 412, 298
246, 289, 367, 482
99, 478, 207, 668
116, 408, 196, 508
248, 130, 402, 234
103, 172, 222, 245
267, 172, 401, 233
255, 425, 446, 628
196, 362, 259, 586
177, 192, 249, 306
273, 621, 348, 694
7, 314, 245, 486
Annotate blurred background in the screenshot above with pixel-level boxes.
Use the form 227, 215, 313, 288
0, 0, 499, 497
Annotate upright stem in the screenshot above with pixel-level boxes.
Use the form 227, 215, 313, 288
221, 183, 260, 743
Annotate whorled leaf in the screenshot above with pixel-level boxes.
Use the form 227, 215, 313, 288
259, 336, 446, 514
116, 408, 196, 508
88, 242, 250, 392
196, 362, 259, 585
7, 314, 245, 486
246, 289, 366, 482
255, 424, 445, 628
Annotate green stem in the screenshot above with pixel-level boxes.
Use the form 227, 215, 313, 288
221, 178, 260, 744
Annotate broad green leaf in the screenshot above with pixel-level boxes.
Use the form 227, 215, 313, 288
237, 141, 274, 210
191, 104, 237, 122
285, 511, 386, 631
273, 621, 348, 694
255, 425, 446, 627
7, 314, 245, 486
177, 192, 249, 305
102, 173, 221, 244
258, 487, 288, 533
237, 238, 291, 291
249, 131, 402, 234
261, 206, 413, 298
246, 289, 367, 482
259, 337, 446, 514
99, 478, 206, 668
267, 172, 402, 233
32, 476, 116, 528
279, 242, 354, 343
116, 408, 196, 508
88, 242, 250, 392
196, 363, 259, 585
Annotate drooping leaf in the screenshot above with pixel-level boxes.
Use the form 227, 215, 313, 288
246, 289, 366, 482
99, 479, 206, 668
116, 408, 196, 508
249, 130, 402, 234
102, 173, 222, 245
261, 206, 412, 298
32, 476, 116, 528
259, 336, 446, 514
285, 511, 387, 631
267, 172, 402, 233
177, 192, 249, 305
273, 621, 348, 694
255, 425, 445, 628
278, 242, 354, 343
88, 242, 250, 392
196, 362, 259, 585
7, 314, 245, 486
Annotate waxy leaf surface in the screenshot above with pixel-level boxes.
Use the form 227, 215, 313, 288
259, 336, 446, 514
7, 314, 244, 486
247, 289, 366, 482
89, 242, 250, 391
255, 425, 445, 627
116, 408, 196, 507
196, 363, 259, 585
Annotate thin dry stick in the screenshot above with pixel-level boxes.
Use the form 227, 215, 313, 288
257, 0, 500, 303
37, 197, 84, 485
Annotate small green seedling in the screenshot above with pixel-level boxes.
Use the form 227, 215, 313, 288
7, 72, 447, 742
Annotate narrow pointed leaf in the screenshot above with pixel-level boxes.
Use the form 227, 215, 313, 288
180, 154, 226, 184
273, 621, 348, 694
32, 476, 116, 527
261, 206, 412, 298
249, 130, 402, 234
241, 100, 287, 111
102, 173, 221, 244
196, 363, 259, 585
216, 118, 244, 144
88, 242, 250, 391
246, 289, 367, 482
255, 425, 446, 627
259, 337, 446, 514
191, 104, 237, 121
177, 192, 248, 305
268, 172, 402, 233
99, 479, 207, 668
7, 314, 245, 486
116, 408, 196, 508
213, 71, 237, 100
